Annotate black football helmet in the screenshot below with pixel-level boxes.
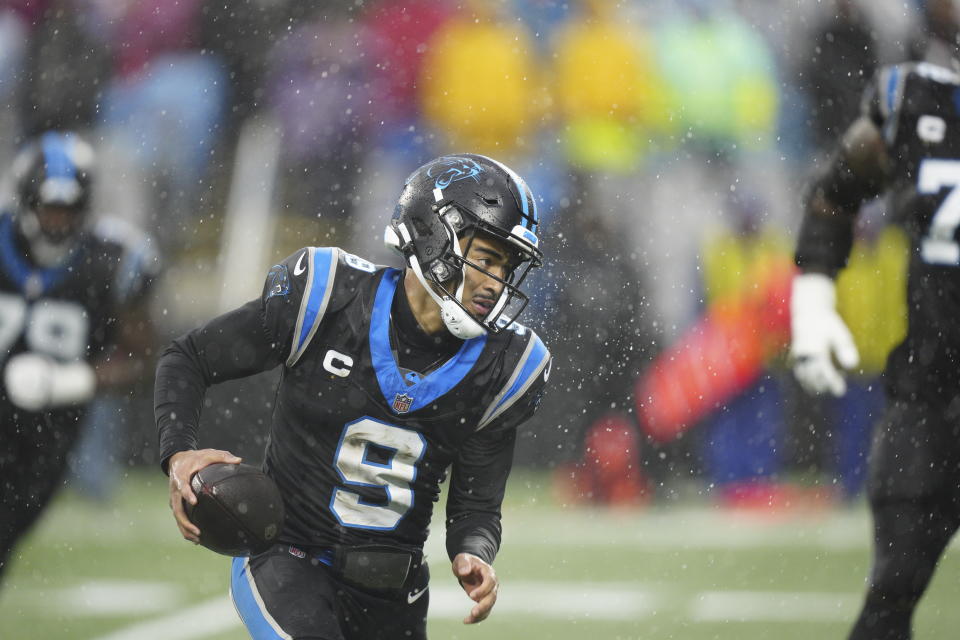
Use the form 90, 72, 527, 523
11, 131, 95, 266
385, 153, 543, 338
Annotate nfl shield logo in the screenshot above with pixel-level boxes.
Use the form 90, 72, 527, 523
392, 393, 414, 413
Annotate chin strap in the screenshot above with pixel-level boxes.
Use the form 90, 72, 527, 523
396, 221, 486, 340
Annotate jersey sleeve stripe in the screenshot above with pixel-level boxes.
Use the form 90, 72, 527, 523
477, 332, 549, 430
878, 65, 906, 143
884, 66, 900, 115
230, 557, 293, 640
113, 242, 151, 305
287, 247, 339, 367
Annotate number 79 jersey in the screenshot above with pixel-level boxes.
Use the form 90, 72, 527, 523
0, 213, 155, 402
863, 62, 960, 401
259, 247, 550, 550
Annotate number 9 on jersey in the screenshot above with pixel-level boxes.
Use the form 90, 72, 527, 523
331, 418, 427, 531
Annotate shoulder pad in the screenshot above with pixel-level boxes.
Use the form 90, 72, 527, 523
871, 64, 909, 126
477, 326, 551, 431
868, 62, 960, 144
91, 216, 161, 305
911, 62, 960, 85
285, 246, 341, 367
280, 247, 383, 367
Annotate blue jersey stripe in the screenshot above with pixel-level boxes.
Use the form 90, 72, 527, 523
230, 557, 291, 639
885, 67, 900, 116
492, 334, 547, 415
114, 242, 150, 304
288, 247, 337, 366
370, 269, 487, 413
479, 331, 548, 429
0, 212, 77, 295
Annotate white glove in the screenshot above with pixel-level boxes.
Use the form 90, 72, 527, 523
4, 353, 96, 412
789, 272, 860, 397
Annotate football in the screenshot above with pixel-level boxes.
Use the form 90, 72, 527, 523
184, 463, 284, 556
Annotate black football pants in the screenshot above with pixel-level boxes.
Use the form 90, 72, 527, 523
231, 544, 431, 640
0, 409, 81, 584
848, 399, 960, 640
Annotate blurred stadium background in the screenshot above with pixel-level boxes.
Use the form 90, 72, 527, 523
2, 471, 960, 639
0, 0, 956, 637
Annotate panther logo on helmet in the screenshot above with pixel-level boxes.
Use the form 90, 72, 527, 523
426, 157, 484, 190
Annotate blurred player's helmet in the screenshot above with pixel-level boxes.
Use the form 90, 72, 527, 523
12, 131, 95, 266
385, 153, 543, 339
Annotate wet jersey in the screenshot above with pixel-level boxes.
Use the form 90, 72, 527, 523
0, 211, 156, 410
863, 62, 960, 403
156, 247, 551, 561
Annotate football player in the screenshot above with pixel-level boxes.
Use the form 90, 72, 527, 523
157, 154, 551, 639
0, 131, 158, 583
790, 2, 960, 638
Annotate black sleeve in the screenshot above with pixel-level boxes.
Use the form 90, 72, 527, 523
861, 69, 885, 129
154, 299, 283, 473
155, 248, 314, 473
445, 371, 548, 564
795, 68, 898, 275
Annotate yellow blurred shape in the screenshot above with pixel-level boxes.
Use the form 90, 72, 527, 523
420, 17, 540, 157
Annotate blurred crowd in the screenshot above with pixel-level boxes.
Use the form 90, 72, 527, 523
0, 0, 931, 505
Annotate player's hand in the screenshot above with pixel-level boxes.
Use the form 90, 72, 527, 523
167, 449, 242, 543
4, 353, 96, 411
789, 272, 860, 396
452, 552, 499, 624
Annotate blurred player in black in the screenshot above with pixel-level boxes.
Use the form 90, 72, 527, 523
156, 154, 551, 639
790, 2, 960, 638
0, 131, 158, 584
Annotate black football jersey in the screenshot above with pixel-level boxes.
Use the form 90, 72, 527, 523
157, 247, 551, 558
0, 211, 156, 409
863, 62, 960, 402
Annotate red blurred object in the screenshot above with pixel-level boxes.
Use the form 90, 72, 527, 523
114, 0, 205, 79
553, 414, 649, 506
362, 0, 454, 123
636, 262, 796, 442
718, 480, 838, 514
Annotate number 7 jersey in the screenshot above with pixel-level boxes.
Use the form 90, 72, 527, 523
259, 247, 550, 551
863, 61, 960, 403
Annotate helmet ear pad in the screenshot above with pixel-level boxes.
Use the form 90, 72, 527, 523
390, 202, 461, 280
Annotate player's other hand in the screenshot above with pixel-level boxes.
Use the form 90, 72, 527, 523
167, 449, 241, 543
789, 272, 860, 396
452, 552, 499, 624
4, 353, 96, 411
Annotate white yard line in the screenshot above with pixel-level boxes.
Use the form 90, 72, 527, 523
5, 580, 183, 617
94, 596, 239, 640
430, 581, 661, 621
691, 590, 861, 622
91, 582, 660, 640
91, 581, 865, 640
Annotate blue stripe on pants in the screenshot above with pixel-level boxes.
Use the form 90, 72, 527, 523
230, 557, 290, 640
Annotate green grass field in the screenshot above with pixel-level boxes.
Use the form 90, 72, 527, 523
1, 470, 958, 640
